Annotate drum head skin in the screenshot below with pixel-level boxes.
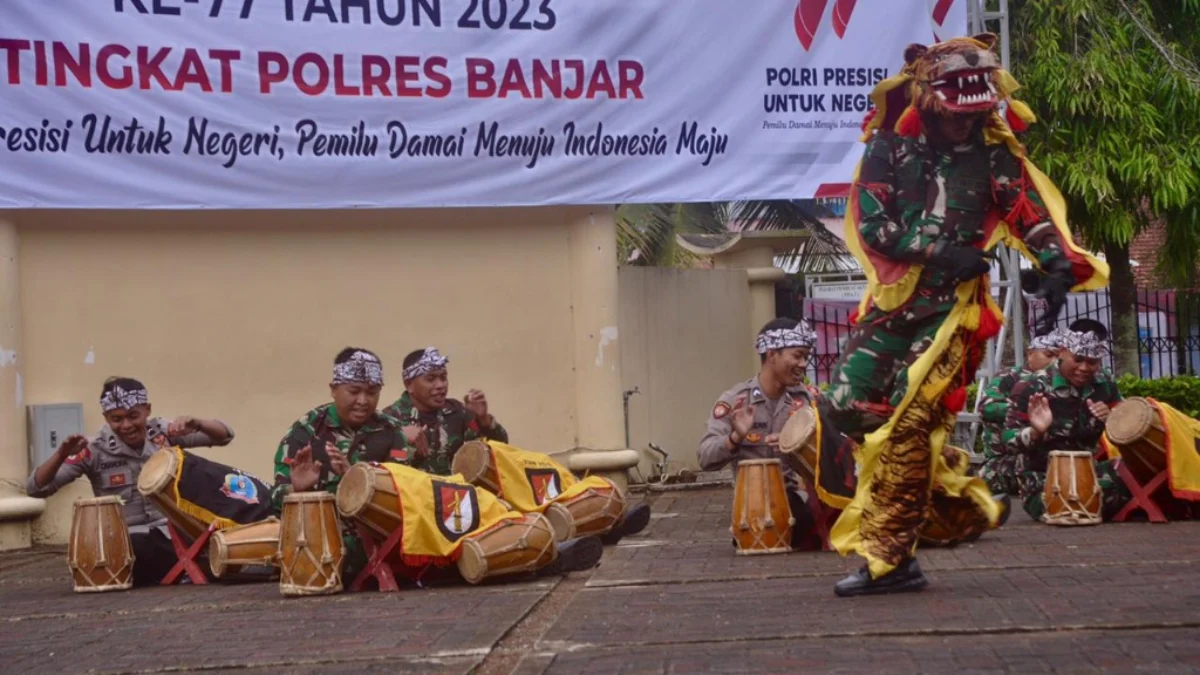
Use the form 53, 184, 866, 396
335, 463, 376, 518
137, 447, 178, 496
779, 406, 815, 453
1106, 397, 1156, 445
452, 441, 491, 482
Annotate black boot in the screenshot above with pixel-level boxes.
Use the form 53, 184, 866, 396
995, 493, 1012, 528
539, 536, 604, 576
834, 557, 928, 597
599, 503, 652, 545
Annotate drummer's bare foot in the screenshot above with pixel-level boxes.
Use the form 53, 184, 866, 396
600, 503, 652, 545
540, 536, 603, 576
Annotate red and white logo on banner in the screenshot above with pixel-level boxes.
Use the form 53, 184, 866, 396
794, 0, 958, 51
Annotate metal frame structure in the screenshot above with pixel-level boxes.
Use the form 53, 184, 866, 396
959, 0, 1016, 454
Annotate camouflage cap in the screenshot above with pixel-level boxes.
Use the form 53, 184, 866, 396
1062, 330, 1109, 359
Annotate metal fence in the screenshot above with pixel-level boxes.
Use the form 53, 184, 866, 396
794, 287, 1200, 382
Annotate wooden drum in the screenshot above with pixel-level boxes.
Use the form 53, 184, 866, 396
731, 459, 794, 555
67, 496, 135, 593
1106, 397, 1168, 483
278, 492, 344, 596
335, 463, 401, 539
542, 479, 626, 542
1043, 450, 1102, 526
209, 517, 281, 579
137, 447, 209, 540
452, 440, 503, 495
778, 404, 818, 483
457, 513, 556, 584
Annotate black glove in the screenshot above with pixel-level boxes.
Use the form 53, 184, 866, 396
1035, 259, 1074, 336
928, 243, 991, 284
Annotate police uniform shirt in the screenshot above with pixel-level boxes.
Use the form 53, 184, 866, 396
25, 417, 234, 532
698, 376, 813, 486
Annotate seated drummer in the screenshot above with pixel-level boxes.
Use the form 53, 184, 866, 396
698, 318, 833, 550
387, 346, 651, 545
271, 347, 415, 576
26, 377, 234, 586
978, 330, 1066, 495
383, 347, 508, 475
1000, 330, 1131, 521
278, 347, 602, 580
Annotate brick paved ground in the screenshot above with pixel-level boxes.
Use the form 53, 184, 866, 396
3, 486, 1198, 674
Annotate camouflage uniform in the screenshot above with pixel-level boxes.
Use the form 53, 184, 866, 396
383, 392, 508, 476
1000, 364, 1129, 521
977, 365, 1034, 495
827, 130, 1068, 438
271, 403, 411, 573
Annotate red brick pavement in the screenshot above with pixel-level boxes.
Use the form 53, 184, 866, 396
3, 486, 1199, 674
525, 629, 1200, 674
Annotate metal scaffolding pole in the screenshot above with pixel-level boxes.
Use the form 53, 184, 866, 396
960, 0, 1017, 456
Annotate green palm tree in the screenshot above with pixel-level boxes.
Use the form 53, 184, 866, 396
616, 199, 854, 273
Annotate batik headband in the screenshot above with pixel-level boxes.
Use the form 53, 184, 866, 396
1029, 329, 1067, 351
332, 350, 384, 386
402, 347, 449, 382
1063, 330, 1109, 359
100, 385, 149, 412
755, 322, 817, 354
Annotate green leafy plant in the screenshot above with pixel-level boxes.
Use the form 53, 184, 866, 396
1010, 0, 1200, 376
1115, 374, 1200, 418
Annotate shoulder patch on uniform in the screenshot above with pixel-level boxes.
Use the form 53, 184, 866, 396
713, 402, 731, 419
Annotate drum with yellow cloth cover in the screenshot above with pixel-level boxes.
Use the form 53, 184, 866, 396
452, 440, 625, 541
336, 461, 544, 580
67, 495, 135, 593
1106, 397, 1168, 484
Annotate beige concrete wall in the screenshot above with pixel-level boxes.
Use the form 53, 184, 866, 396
15, 207, 598, 544
618, 267, 751, 477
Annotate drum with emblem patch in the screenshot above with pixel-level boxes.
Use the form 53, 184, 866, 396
67, 496, 136, 592
209, 517, 281, 579
731, 459, 794, 555
1043, 450, 1102, 526
137, 446, 272, 540
335, 462, 402, 538
778, 404, 818, 483
1105, 397, 1168, 485
456, 512, 557, 584
451, 440, 503, 496
278, 492, 344, 596
541, 478, 626, 542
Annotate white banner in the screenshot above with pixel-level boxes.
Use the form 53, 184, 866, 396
0, 0, 966, 209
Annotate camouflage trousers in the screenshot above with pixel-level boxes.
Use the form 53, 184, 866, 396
827, 287, 960, 439
978, 426, 1021, 496
1019, 459, 1132, 522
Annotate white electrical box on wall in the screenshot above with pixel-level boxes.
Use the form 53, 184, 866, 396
27, 404, 85, 469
